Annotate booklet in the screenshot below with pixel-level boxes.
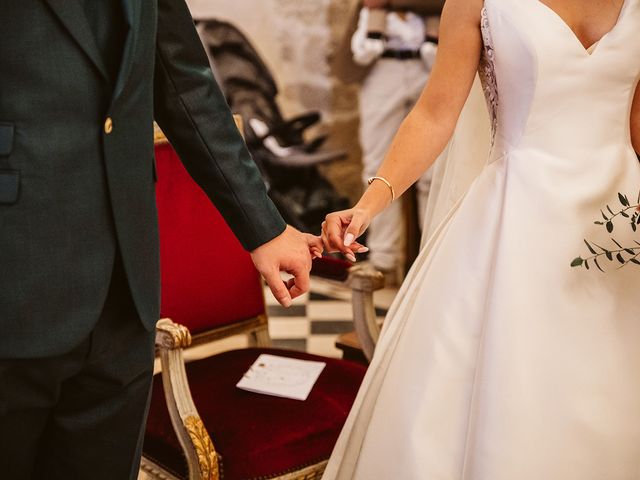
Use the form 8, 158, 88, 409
236, 354, 326, 401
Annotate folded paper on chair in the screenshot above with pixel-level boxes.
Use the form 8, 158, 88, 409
236, 354, 326, 401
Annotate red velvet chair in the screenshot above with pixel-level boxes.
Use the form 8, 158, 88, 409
141, 126, 383, 480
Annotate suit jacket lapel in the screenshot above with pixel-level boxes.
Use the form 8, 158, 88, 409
113, 0, 141, 101
44, 0, 109, 81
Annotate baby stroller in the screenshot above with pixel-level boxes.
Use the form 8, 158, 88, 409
196, 19, 350, 234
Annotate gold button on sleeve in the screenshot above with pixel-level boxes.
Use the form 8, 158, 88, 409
104, 117, 113, 134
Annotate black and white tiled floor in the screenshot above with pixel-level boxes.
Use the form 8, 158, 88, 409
265, 280, 397, 358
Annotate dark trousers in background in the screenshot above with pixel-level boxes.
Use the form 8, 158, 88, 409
0, 254, 156, 479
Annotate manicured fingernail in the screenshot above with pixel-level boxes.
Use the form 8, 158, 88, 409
282, 297, 292, 308
357, 247, 369, 253
315, 252, 323, 259
346, 252, 356, 262
344, 233, 355, 247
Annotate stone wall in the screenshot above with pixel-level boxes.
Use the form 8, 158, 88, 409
187, 0, 363, 203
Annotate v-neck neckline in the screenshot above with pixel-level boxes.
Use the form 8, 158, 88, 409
535, 0, 629, 56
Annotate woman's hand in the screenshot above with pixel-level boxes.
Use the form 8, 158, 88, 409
322, 0, 484, 263
321, 207, 371, 262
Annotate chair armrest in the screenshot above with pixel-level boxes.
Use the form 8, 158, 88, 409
155, 318, 220, 480
311, 259, 385, 362
344, 265, 385, 362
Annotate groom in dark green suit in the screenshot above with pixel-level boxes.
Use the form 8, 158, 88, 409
0, 0, 320, 478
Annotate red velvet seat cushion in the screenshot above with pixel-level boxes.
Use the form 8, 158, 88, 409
155, 143, 265, 335
144, 348, 366, 480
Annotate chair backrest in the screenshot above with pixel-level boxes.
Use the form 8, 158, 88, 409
154, 138, 266, 338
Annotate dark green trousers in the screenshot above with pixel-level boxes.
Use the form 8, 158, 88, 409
0, 255, 156, 479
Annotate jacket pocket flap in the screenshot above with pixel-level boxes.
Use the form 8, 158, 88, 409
0, 170, 20, 204
0, 124, 14, 156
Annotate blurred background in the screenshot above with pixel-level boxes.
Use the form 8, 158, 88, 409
188, 0, 363, 205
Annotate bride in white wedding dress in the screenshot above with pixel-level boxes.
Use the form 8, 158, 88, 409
320, 0, 640, 478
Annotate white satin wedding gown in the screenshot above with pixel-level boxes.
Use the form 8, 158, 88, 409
323, 0, 640, 478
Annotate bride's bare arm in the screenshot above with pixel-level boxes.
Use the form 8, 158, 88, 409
322, 0, 485, 255
631, 83, 640, 155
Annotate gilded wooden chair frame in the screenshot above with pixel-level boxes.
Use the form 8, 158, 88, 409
141, 261, 383, 480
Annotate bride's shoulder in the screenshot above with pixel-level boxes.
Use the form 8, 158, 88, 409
441, 0, 485, 26
441, 0, 485, 22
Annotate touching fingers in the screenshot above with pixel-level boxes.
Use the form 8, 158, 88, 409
322, 212, 370, 262
306, 234, 323, 250
305, 234, 324, 259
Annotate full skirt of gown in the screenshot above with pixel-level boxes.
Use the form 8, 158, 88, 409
323, 0, 640, 478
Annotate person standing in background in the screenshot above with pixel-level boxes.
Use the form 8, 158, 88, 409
337, 0, 445, 284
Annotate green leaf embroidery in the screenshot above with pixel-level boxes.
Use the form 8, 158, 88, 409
573, 191, 640, 271
619, 192, 629, 206
571, 257, 584, 267
584, 240, 596, 255
593, 258, 604, 272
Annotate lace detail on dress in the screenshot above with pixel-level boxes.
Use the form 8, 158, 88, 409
479, 6, 498, 145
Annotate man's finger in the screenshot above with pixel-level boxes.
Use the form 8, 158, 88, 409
306, 234, 324, 251
262, 268, 292, 307
288, 264, 310, 299
284, 277, 306, 301
289, 283, 306, 299
305, 234, 324, 258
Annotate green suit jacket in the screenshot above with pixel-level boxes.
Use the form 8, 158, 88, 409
0, 0, 286, 358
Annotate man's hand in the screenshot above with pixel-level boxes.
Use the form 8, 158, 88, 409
321, 208, 371, 262
250, 226, 323, 308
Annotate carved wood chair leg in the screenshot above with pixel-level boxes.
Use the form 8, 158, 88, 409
156, 319, 221, 480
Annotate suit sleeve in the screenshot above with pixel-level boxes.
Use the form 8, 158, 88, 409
153, 0, 286, 251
